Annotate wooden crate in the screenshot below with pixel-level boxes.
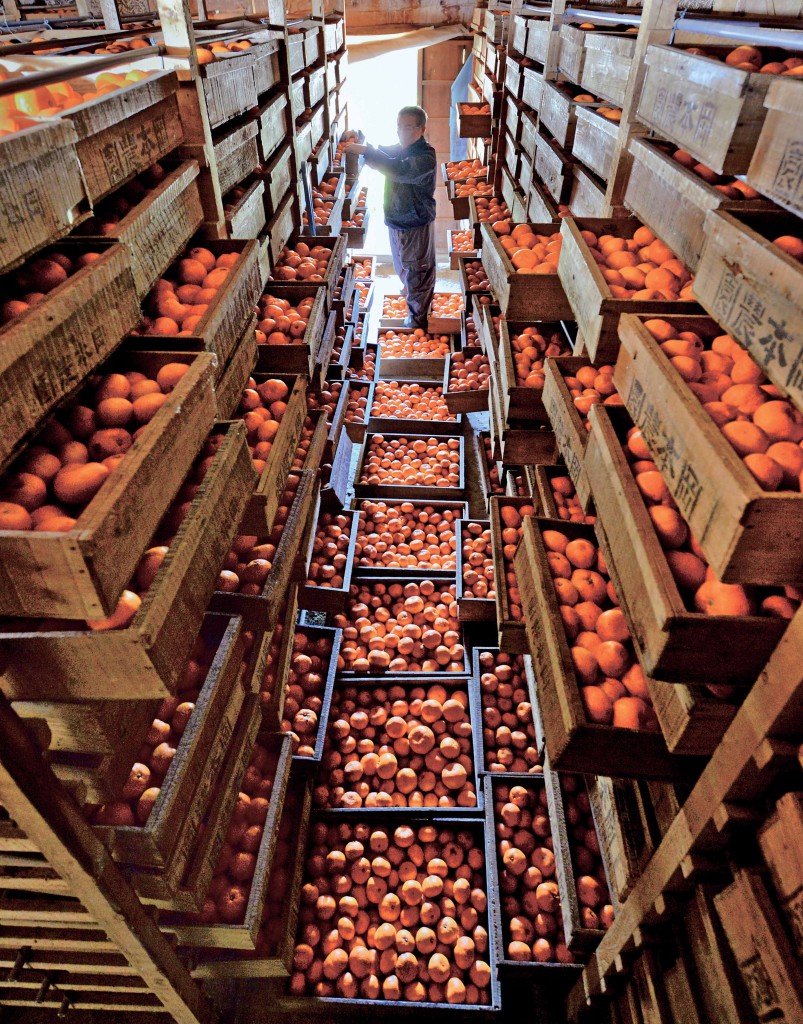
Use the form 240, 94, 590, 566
91, 613, 246, 871
324, 15, 344, 54
0, 418, 256, 701
309, 139, 331, 189
298, 509, 360, 614
265, 190, 298, 268
516, 515, 681, 778
496, 320, 564, 424
528, 179, 559, 222
0, 349, 215, 620
67, 71, 183, 202
256, 91, 288, 164
252, 38, 281, 97
526, 20, 550, 64
542, 357, 594, 509
225, 178, 267, 240
190, 776, 313, 979
637, 44, 774, 175
161, 732, 292, 948
455, 520, 495, 623
747, 78, 803, 219
489, 496, 534, 655
624, 138, 772, 273
568, 164, 607, 217
616, 313, 803, 585
558, 25, 586, 84
715, 868, 803, 1023
520, 108, 539, 162
444, 349, 489, 415
505, 57, 523, 101
132, 239, 262, 372
480, 221, 571, 320
0, 121, 89, 274
539, 83, 583, 149
255, 281, 327, 378
80, 160, 204, 300
263, 142, 294, 219
457, 102, 492, 138
521, 66, 544, 114
584, 405, 787, 686
759, 792, 803, 956
571, 106, 620, 183
215, 321, 258, 420
212, 119, 260, 198
647, 676, 737, 757
0, 241, 139, 473
557, 216, 701, 363
693, 209, 803, 410
198, 51, 258, 130
580, 32, 635, 108
684, 884, 756, 1024
354, 432, 465, 502
491, 385, 557, 467
368, 382, 461, 435
587, 775, 654, 907
304, 65, 326, 109
534, 127, 574, 204
270, 234, 346, 313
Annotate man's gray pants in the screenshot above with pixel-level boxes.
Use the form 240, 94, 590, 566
388, 221, 436, 326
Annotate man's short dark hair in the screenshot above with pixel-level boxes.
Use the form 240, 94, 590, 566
398, 105, 427, 129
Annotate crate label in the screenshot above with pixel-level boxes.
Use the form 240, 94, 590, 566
770, 137, 803, 214
99, 113, 175, 187
641, 82, 719, 152
623, 376, 705, 522
707, 265, 803, 402
742, 954, 782, 1018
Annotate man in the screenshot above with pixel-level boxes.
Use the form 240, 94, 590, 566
345, 105, 437, 330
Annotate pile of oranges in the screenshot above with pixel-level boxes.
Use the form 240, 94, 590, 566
622, 425, 801, 628
462, 103, 491, 114
354, 500, 459, 570
496, 503, 536, 623
432, 293, 465, 318
495, 223, 562, 274
561, 363, 623, 426
371, 382, 456, 423
465, 314, 480, 346
548, 474, 597, 525
196, 37, 255, 64
462, 260, 490, 292
317, 681, 479, 808
445, 159, 488, 181
448, 352, 491, 393
353, 256, 373, 279
342, 210, 366, 230
688, 44, 803, 75
355, 280, 372, 310
453, 180, 494, 199
473, 196, 511, 230
271, 242, 332, 283
577, 224, 694, 301
477, 652, 539, 773
1, 247, 102, 324
383, 295, 409, 319
334, 581, 465, 674
256, 292, 314, 346
307, 381, 343, 423
346, 385, 371, 428
348, 346, 376, 382
450, 230, 477, 255
290, 823, 493, 1004
671, 149, 762, 198
379, 329, 451, 359
303, 176, 341, 228
539, 520, 659, 730
360, 435, 462, 489
481, 435, 504, 495
306, 512, 353, 591
279, 630, 336, 757
74, 162, 167, 237
461, 521, 495, 601
257, 611, 290, 714
559, 775, 615, 933
234, 376, 291, 476
331, 323, 350, 364
136, 246, 239, 336
509, 325, 571, 389
491, 782, 574, 963
183, 739, 279, 927
642, 319, 803, 492
0, 362, 190, 537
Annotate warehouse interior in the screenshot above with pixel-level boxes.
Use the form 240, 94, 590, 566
0, 0, 801, 1022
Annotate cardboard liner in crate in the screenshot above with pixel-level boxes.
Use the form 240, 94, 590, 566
160, 732, 293, 947
80, 160, 204, 300
129, 239, 262, 371
198, 50, 258, 130
615, 312, 803, 585
557, 216, 702, 364
0, 240, 140, 474
747, 77, 803, 219
637, 44, 773, 175
693, 208, 803, 411
571, 105, 619, 183
480, 221, 571, 321
0, 418, 256, 701
584, 404, 787, 686
312, 673, 484, 815
68, 71, 184, 202
483, 775, 584, 985
0, 121, 89, 274
190, 775, 314, 978
515, 515, 688, 779
91, 613, 247, 871
624, 137, 773, 274
354, 432, 466, 502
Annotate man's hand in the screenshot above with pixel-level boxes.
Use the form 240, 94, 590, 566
344, 142, 367, 155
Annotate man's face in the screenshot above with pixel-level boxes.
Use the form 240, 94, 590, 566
397, 114, 425, 147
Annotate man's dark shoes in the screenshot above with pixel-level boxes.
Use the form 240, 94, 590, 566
402, 315, 428, 330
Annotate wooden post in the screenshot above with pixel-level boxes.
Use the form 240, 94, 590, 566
602, 0, 679, 214
99, 0, 121, 32
0, 698, 212, 1024
543, 0, 568, 82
